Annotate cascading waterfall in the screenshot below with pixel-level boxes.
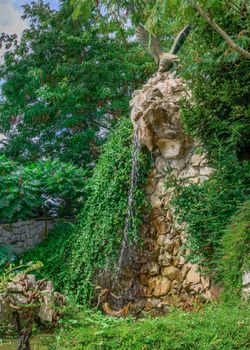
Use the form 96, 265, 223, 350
118, 120, 141, 274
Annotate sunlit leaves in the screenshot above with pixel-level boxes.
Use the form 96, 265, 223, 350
70, 0, 96, 21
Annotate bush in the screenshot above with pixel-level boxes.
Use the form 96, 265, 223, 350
22, 221, 74, 291
179, 5, 250, 162
0, 156, 86, 222
168, 0, 250, 291
172, 156, 250, 275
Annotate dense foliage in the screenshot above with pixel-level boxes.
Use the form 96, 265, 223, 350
0, 0, 151, 166
0, 156, 85, 222
179, 10, 250, 159
64, 119, 149, 303
23, 119, 150, 303
23, 221, 74, 290
0, 245, 18, 271
51, 304, 250, 350
83, 0, 250, 282
172, 156, 250, 274
152, 0, 250, 276
0, 0, 249, 322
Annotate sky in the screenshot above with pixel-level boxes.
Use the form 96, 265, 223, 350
0, 0, 60, 62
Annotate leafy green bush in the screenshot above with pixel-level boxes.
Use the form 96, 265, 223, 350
0, 156, 86, 222
174, 2, 250, 162
23, 221, 75, 291
52, 303, 250, 350
172, 156, 250, 275
219, 200, 250, 301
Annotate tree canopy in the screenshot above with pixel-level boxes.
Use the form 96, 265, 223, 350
0, 0, 152, 166
1, 0, 249, 167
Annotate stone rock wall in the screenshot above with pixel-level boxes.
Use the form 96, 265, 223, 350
127, 72, 219, 315
0, 219, 56, 254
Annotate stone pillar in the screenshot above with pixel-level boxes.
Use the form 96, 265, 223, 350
129, 72, 216, 315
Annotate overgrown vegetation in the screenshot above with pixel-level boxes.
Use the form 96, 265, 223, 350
0, 1, 249, 345
163, 0, 250, 278
23, 119, 150, 303
172, 156, 250, 274
67, 0, 250, 286
22, 221, 74, 291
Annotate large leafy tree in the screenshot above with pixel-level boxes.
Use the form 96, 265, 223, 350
0, 0, 151, 166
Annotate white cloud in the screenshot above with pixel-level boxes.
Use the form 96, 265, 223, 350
0, 0, 28, 63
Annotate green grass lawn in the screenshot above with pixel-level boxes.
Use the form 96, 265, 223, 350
51, 302, 250, 350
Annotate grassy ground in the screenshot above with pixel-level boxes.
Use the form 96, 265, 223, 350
50, 302, 250, 350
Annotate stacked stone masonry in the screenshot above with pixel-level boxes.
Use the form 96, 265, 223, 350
128, 72, 220, 315
0, 219, 56, 254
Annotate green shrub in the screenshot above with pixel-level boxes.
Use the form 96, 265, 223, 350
179, 6, 250, 162
219, 200, 250, 301
172, 156, 250, 275
164, 0, 250, 291
22, 221, 74, 291
0, 156, 86, 222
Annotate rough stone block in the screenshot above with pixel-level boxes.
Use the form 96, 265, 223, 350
156, 138, 184, 159
12, 221, 25, 229
147, 276, 171, 296
163, 266, 182, 282
185, 265, 201, 285
199, 166, 214, 177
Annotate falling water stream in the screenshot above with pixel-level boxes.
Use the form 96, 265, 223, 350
118, 121, 141, 274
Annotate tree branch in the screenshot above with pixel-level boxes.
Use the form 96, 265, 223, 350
189, 1, 250, 59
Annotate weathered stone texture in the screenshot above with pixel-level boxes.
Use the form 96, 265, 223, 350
128, 71, 217, 315
0, 274, 64, 327
0, 219, 57, 254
